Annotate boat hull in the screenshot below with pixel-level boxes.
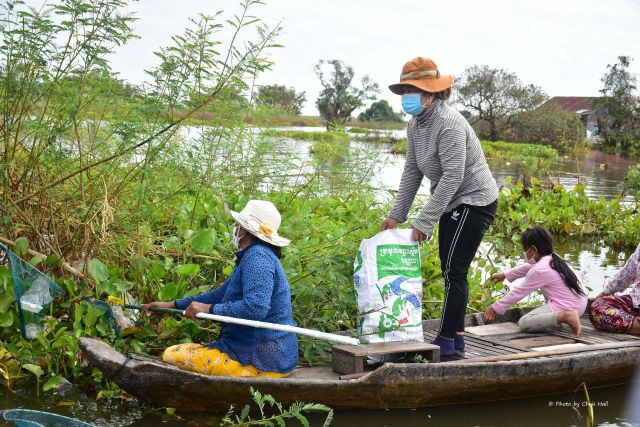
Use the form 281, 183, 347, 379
78, 337, 640, 411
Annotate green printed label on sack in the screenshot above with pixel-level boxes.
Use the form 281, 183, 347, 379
376, 244, 420, 279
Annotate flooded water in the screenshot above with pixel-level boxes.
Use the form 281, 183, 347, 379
2, 127, 638, 426
3, 378, 640, 426
265, 126, 636, 202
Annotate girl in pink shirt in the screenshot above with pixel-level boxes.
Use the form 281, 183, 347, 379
483, 227, 587, 336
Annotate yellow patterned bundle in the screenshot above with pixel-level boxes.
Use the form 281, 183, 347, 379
162, 343, 287, 378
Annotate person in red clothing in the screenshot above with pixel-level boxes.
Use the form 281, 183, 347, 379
589, 243, 640, 334
483, 227, 587, 336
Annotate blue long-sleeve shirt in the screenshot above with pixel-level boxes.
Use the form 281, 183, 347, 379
175, 242, 298, 373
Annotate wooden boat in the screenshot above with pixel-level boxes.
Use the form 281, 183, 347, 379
79, 308, 640, 411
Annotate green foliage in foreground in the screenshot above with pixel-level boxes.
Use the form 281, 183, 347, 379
221, 387, 333, 426
1, 177, 638, 403
623, 165, 640, 194
496, 178, 639, 249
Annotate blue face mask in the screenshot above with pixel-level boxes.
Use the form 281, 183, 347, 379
401, 93, 425, 116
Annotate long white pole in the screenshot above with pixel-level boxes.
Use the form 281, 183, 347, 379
192, 311, 361, 346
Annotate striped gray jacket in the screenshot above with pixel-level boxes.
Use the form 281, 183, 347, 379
389, 99, 498, 236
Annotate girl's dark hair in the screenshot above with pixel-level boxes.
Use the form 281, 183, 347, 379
520, 226, 585, 296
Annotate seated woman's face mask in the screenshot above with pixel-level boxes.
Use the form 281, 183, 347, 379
401, 93, 426, 116
233, 225, 242, 249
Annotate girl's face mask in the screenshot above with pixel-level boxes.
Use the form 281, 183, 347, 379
523, 246, 536, 264
401, 93, 426, 116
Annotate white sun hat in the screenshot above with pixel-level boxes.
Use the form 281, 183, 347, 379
228, 200, 291, 247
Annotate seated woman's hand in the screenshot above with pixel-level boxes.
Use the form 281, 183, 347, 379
141, 300, 175, 315
491, 272, 505, 283
184, 302, 212, 320
483, 306, 497, 323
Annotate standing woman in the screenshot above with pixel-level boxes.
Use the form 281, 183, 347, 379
381, 57, 499, 356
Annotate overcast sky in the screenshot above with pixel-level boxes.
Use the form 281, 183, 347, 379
99, 1, 640, 115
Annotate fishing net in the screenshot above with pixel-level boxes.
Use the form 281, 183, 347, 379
0, 243, 64, 340
81, 298, 125, 341
2, 408, 94, 427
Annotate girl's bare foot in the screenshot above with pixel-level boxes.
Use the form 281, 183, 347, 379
557, 310, 582, 336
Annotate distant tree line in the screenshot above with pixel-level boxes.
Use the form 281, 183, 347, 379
255, 84, 306, 115
453, 60, 640, 152
592, 56, 640, 151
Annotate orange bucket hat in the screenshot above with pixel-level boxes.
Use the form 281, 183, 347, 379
389, 57, 453, 94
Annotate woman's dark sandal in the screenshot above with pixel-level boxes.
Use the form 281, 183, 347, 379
454, 334, 465, 351
431, 335, 456, 357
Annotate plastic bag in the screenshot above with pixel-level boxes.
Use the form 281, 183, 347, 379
354, 229, 423, 344
20, 277, 53, 313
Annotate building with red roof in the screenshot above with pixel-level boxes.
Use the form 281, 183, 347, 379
540, 96, 602, 140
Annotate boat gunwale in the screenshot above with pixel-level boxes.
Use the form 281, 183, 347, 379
78, 337, 640, 386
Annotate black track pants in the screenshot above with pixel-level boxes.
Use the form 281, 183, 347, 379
437, 200, 497, 339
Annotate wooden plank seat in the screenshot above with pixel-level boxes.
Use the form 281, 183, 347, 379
460, 315, 640, 360
331, 341, 440, 374
502, 335, 576, 349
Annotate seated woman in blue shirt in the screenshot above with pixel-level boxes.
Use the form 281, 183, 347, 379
142, 200, 298, 378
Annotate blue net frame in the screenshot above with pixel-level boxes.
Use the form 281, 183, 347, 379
0, 242, 64, 340
2, 408, 94, 427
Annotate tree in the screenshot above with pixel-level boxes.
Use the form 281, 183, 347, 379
0, 0, 282, 259
255, 84, 306, 115
456, 65, 548, 141
314, 59, 379, 127
504, 101, 584, 151
358, 99, 403, 122
592, 56, 640, 149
